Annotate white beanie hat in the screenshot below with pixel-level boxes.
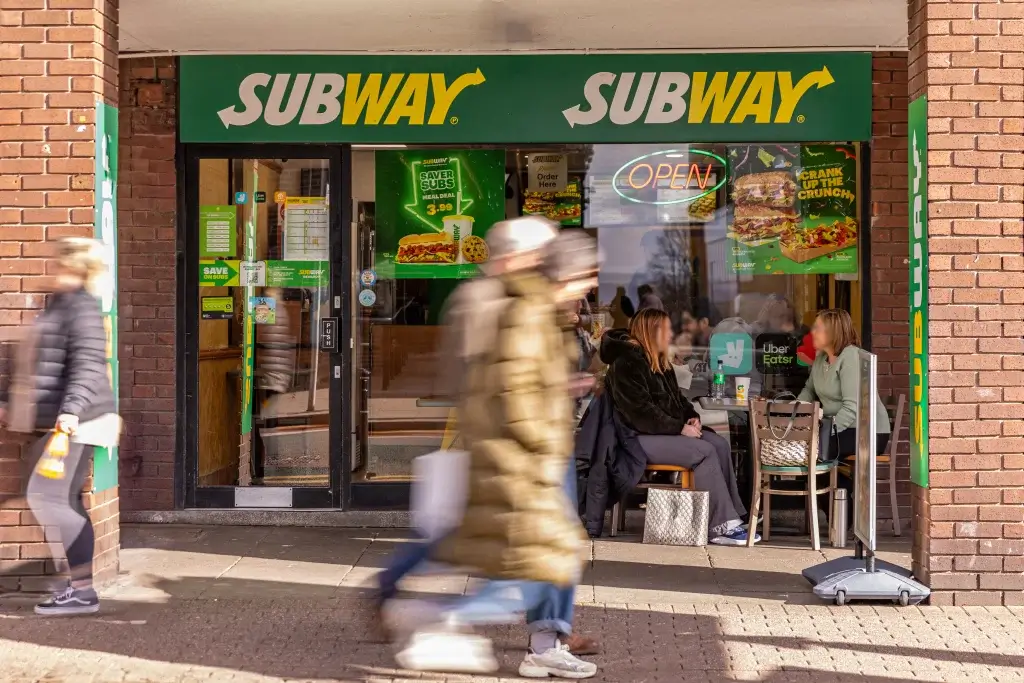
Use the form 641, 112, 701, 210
485, 215, 559, 261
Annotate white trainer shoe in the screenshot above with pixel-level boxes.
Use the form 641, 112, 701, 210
395, 629, 499, 674
519, 643, 598, 679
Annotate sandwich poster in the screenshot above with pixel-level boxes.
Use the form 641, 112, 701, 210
727, 144, 859, 275
523, 174, 582, 226
375, 149, 505, 279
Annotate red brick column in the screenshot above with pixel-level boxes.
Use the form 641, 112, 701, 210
870, 51, 912, 530
0, 0, 119, 592
116, 57, 177, 512
908, 0, 1024, 605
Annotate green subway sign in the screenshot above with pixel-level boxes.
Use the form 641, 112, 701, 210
180, 53, 872, 144
909, 95, 929, 488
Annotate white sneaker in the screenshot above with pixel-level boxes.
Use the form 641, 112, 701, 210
395, 629, 499, 674
381, 597, 443, 643
519, 643, 598, 679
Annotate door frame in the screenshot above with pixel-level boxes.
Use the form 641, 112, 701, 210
177, 144, 349, 509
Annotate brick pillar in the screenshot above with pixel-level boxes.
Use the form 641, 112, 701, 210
116, 57, 177, 512
908, 0, 1024, 605
0, 0, 120, 592
870, 51, 912, 529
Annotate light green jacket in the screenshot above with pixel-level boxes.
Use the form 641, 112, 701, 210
797, 345, 890, 434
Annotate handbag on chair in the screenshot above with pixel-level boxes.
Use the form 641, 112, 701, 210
759, 392, 812, 467
642, 487, 710, 546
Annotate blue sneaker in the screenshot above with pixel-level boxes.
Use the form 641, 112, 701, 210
711, 526, 761, 546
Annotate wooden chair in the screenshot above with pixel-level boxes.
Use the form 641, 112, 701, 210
609, 465, 695, 537
747, 398, 838, 550
838, 394, 905, 536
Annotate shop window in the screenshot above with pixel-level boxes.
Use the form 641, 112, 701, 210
196, 158, 332, 488
352, 143, 863, 483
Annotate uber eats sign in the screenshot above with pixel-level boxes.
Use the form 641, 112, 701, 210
180, 53, 871, 144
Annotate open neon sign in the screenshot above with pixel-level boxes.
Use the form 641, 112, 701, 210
612, 149, 727, 205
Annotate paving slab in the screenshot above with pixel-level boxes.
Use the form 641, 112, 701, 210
7, 524, 989, 683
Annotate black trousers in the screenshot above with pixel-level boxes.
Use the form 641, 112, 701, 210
833, 430, 891, 524
637, 430, 747, 534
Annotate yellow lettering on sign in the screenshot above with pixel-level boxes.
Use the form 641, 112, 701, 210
385, 73, 430, 125
775, 67, 834, 123
912, 404, 922, 445
912, 310, 923, 355
427, 69, 486, 125
730, 72, 776, 124
913, 357, 923, 403
342, 73, 403, 125
688, 72, 750, 124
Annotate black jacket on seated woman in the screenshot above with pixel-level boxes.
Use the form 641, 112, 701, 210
601, 309, 757, 546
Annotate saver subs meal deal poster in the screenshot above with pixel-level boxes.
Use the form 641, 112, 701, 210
727, 144, 858, 275
375, 149, 505, 278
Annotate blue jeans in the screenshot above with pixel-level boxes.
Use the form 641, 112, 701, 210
377, 535, 436, 601
444, 581, 573, 634
523, 458, 578, 635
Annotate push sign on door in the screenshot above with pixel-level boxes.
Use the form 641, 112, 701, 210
320, 317, 338, 351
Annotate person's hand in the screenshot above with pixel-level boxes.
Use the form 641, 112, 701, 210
569, 312, 580, 325
682, 423, 702, 438
0, 406, 6, 427
673, 333, 694, 360
686, 416, 701, 430
56, 414, 79, 435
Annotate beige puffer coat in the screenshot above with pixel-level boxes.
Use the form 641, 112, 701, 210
433, 271, 585, 586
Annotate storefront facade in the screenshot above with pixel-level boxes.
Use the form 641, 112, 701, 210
172, 52, 877, 511
1, 0, 1021, 605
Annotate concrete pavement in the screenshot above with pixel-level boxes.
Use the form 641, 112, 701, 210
0, 523, 1022, 682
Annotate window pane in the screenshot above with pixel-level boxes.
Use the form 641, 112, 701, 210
197, 157, 332, 487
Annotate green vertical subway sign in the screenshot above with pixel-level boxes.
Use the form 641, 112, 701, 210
908, 95, 928, 488
93, 102, 119, 493
179, 52, 873, 143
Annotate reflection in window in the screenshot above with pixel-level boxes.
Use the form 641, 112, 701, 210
351, 143, 862, 481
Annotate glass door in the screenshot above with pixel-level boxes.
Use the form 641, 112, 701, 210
183, 147, 346, 508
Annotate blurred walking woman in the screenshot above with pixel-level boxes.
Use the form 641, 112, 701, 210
0, 238, 119, 616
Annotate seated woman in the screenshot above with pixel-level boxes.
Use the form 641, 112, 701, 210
602, 308, 757, 546
798, 308, 891, 459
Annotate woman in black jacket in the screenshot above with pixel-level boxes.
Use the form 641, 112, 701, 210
602, 308, 756, 545
1, 238, 118, 616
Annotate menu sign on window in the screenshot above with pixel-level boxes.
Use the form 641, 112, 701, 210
523, 175, 582, 226
727, 144, 858, 275
200, 205, 237, 258
374, 149, 505, 279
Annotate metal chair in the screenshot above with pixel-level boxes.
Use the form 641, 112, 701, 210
838, 394, 905, 536
609, 465, 695, 537
747, 398, 838, 550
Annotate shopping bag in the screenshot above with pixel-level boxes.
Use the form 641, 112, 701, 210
410, 449, 468, 541
642, 488, 710, 546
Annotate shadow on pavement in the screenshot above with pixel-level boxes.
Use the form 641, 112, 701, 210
1, 571, 1022, 682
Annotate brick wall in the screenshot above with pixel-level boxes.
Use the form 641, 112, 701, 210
116, 57, 177, 511
909, 0, 1024, 605
870, 51, 912, 530
0, 0, 120, 591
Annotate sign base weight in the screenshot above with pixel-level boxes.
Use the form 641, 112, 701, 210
812, 567, 930, 606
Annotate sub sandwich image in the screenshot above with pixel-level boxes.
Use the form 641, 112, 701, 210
730, 205, 799, 243
732, 171, 797, 208
395, 232, 457, 264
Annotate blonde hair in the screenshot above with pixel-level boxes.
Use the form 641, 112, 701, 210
628, 308, 672, 374
816, 308, 859, 356
57, 237, 108, 296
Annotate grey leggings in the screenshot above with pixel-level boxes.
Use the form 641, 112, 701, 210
638, 430, 747, 535
26, 433, 95, 578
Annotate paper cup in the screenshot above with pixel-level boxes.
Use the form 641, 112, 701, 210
735, 376, 751, 402
443, 215, 475, 264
